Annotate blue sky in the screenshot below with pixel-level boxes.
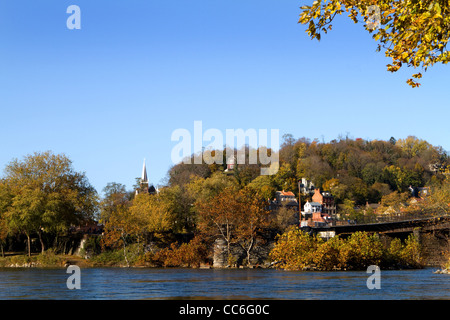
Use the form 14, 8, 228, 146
0, 0, 449, 195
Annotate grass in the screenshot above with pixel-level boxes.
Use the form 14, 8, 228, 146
0, 249, 92, 268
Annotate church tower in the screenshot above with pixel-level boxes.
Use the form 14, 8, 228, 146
136, 159, 157, 195
137, 159, 149, 194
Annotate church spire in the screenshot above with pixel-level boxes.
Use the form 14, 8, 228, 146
141, 159, 148, 183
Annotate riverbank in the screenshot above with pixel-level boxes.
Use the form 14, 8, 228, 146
0, 252, 93, 268
1, 252, 448, 273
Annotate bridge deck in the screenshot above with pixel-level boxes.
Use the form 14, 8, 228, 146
308, 216, 450, 236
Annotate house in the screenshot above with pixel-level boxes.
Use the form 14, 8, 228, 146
224, 156, 236, 173
275, 190, 297, 204
269, 190, 299, 212
300, 200, 333, 228
303, 201, 322, 213
312, 189, 337, 216
298, 178, 315, 195
268, 190, 300, 227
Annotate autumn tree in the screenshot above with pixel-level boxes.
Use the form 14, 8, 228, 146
379, 190, 411, 213
233, 188, 270, 265
1, 152, 98, 256
129, 193, 172, 240
299, 0, 450, 87
196, 186, 270, 265
196, 187, 240, 262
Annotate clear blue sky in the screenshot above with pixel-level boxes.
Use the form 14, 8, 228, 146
1, 0, 449, 195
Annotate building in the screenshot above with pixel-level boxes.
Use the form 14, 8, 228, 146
136, 159, 157, 195
312, 189, 337, 216
298, 178, 315, 195
268, 190, 299, 227
300, 200, 332, 227
303, 201, 322, 213
269, 190, 299, 211
224, 156, 236, 173
275, 190, 297, 204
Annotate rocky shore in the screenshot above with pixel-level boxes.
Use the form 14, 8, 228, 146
433, 268, 449, 274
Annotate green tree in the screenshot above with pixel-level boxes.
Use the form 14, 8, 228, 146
100, 182, 129, 224
158, 185, 196, 233
247, 175, 277, 201
0, 181, 13, 257
2, 152, 98, 256
299, 0, 450, 87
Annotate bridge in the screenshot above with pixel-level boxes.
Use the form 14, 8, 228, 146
304, 214, 450, 267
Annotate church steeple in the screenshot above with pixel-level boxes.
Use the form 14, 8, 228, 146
141, 159, 148, 183
136, 159, 149, 195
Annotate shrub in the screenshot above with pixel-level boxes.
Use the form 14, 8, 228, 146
338, 232, 384, 270
36, 248, 62, 266
269, 228, 318, 270
400, 234, 422, 268
270, 229, 423, 271
150, 235, 209, 267
312, 236, 342, 270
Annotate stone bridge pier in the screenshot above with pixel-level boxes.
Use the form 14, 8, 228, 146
413, 227, 449, 267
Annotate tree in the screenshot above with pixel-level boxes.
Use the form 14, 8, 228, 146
379, 190, 411, 213
299, 0, 450, 87
101, 203, 134, 266
233, 188, 270, 265
2, 152, 98, 256
273, 206, 299, 233
396, 136, 433, 158
196, 187, 240, 262
269, 228, 318, 270
417, 177, 450, 215
0, 181, 12, 257
158, 185, 196, 233
196, 187, 270, 265
247, 175, 277, 201
129, 193, 172, 243
100, 182, 129, 223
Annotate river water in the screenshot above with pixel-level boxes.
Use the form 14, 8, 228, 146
0, 267, 448, 300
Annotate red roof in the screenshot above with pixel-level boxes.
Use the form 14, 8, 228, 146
280, 190, 295, 196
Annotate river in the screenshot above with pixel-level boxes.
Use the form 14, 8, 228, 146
0, 267, 448, 300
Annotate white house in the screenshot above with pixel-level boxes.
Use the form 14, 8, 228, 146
303, 201, 322, 213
